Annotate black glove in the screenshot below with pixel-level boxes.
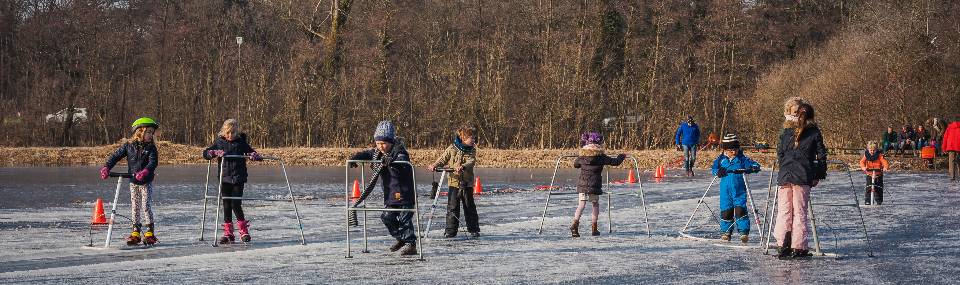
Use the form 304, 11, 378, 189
750, 166, 761, 173
617, 154, 627, 160
716, 168, 727, 178
348, 162, 359, 168
732, 169, 746, 174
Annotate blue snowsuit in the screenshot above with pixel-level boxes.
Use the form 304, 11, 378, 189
711, 151, 760, 234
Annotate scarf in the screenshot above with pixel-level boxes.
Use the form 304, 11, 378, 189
864, 149, 881, 162
454, 136, 476, 154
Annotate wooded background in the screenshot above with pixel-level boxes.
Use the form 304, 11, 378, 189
1, 0, 958, 149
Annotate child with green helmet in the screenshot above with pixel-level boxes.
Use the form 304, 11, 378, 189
100, 117, 161, 245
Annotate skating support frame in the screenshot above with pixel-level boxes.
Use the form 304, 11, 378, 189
344, 160, 425, 261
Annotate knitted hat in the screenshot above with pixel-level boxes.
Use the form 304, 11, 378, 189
580, 131, 603, 147
373, 120, 396, 144
720, 134, 740, 150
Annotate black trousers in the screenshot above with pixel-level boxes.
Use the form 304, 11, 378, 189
864, 174, 884, 205
381, 205, 418, 243
221, 182, 245, 222
445, 186, 480, 235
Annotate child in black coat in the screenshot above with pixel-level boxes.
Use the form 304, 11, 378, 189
570, 132, 626, 237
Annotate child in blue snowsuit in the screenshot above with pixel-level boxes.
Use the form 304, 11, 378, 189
711, 134, 760, 243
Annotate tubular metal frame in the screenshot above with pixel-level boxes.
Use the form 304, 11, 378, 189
344, 160, 424, 261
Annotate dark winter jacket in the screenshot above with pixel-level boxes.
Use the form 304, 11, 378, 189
917, 129, 930, 141
573, 147, 626, 195
882, 131, 899, 146
103, 141, 159, 185
202, 133, 256, 184
350, 147, 416, 207
898, 128, 915, 142
777, 122, 828, 186
674, 121, 701, 147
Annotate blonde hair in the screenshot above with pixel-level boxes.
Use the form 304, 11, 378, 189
130, 127, 155, 144
783, 97, 815, 148
783, 97, 804, 116
219, 119, 240, 139
867, 140, 878, 148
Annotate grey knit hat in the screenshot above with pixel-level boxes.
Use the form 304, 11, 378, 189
374, 120, 396, 144
721, 134, 740, 150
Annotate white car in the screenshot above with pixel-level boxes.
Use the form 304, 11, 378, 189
45, 108, 88, 123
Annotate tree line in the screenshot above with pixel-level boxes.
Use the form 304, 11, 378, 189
1, 0, 957, 149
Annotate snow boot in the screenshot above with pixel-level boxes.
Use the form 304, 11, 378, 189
143, 223, 158, 245
720, 232, 731, 242
591, 222, 600, 236
219, 222, 235, 244
470, 232, 481, 238
389, 241, 406, 252
570, 220, 580, 238
398, 243, 417, 256
739, 233, 749, 244
237, 220, 251, 243
126, 224, 142, 245
791, 249, 813, 259
777, 232, 793, 260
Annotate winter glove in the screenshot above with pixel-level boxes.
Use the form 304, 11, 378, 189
750, 165, 761, 173
207, 150, 225, 158
135, 169, 150, 181
348, 162, 359, 168
716, 168, 727, 178
99, 166, 110, 180
250, 152, 263, 161
676, 145, 682, 151
616, 154, 627, 160
732, 169, 746, 174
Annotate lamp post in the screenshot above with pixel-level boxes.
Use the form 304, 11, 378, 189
236, 36, 243, 121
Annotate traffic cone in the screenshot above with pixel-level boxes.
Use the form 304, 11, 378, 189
474, 177, 483, 195
653, 165, 666, 179
91, 198, 107, 225
351, 179, 361, 199
627, 169, 638, 184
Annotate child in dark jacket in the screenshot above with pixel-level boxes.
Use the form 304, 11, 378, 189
349, 120, 419, 256
711, 134, 761, 243
203, 119, 262, 244
570, 132, 626, 237
100, 117, 160, 245
774, 98, 828, 260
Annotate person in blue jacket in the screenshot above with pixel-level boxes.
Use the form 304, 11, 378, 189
675, 115, 701, 177
348, 120, 419, 256
711, 134, 761, 243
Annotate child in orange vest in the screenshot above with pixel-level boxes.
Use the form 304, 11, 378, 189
859, 141, 890, 205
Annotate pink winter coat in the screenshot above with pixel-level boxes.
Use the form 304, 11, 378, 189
943, 122, 960, 152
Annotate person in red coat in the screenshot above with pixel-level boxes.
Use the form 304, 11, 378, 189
943, 120, 960, 181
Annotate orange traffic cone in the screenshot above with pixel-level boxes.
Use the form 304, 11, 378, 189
653, 165, 666, 179
91, 198, 107, 225
627, 169, 638, 184
351, 179, 361, 199
474, 177, 483, 195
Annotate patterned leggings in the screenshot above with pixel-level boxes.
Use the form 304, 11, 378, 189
129, 183, 154, 225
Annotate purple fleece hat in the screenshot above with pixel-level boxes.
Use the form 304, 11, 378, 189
580, 131, 603, 146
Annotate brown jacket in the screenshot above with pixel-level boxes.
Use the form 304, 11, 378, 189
433, 144, 477, 188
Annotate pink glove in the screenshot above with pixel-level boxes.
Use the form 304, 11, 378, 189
135, 169, 150, 181
99, 167, 110, 180
250, 152, 263, 161
207, 150, 225, 158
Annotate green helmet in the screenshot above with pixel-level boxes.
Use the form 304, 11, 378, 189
131, 117, 159, 131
